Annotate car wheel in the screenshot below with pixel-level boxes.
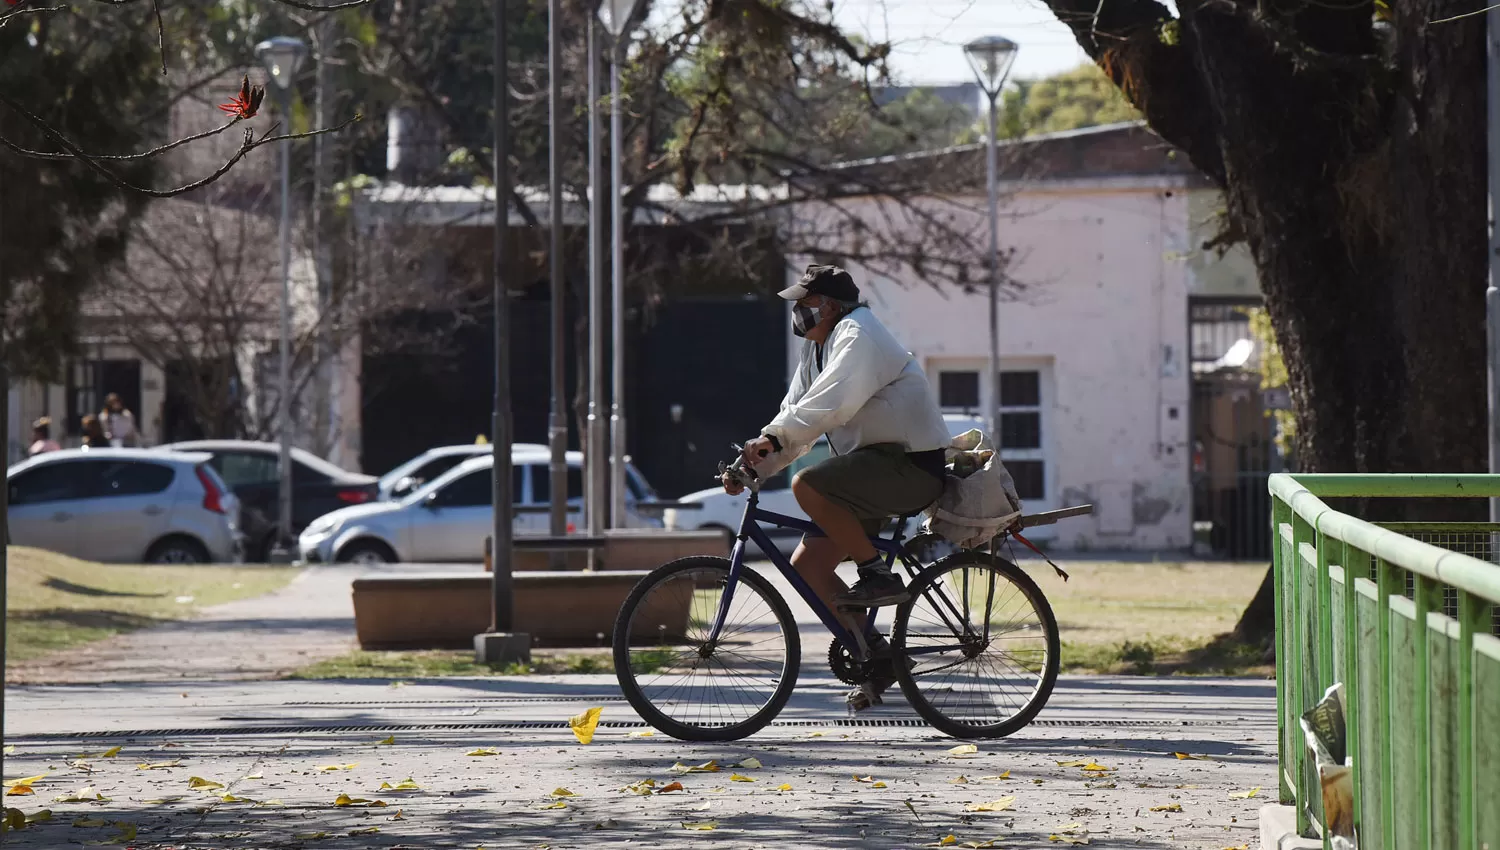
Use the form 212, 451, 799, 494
336, 540, 396, 565
146, 536, 211, 565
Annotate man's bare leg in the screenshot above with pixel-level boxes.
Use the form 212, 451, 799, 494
789, 535, 864, 633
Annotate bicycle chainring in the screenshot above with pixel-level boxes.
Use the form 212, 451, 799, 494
828, 638, 871, 685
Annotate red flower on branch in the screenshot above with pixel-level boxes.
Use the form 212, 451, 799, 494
217, 75, 265, 120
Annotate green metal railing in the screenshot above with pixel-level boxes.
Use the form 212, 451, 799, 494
1270, 474, 1500, 849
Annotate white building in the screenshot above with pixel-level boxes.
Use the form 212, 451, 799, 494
788, 123, 1262, 551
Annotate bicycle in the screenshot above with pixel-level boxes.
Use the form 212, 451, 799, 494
613, 449, 1093, 741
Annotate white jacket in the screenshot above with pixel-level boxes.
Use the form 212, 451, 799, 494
760, 306, 951, 477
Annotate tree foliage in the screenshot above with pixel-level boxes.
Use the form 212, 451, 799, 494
0, 11, 164, 381
997, 64, 1141, 139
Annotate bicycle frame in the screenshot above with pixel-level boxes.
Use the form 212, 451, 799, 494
702, 488, 969, 659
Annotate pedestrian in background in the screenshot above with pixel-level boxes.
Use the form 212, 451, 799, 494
80, 414, 107, 450
28, 417, 60, 456
100, 393, 140, 447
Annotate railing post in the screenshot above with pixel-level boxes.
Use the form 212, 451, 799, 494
1456, 589, 1485, 850
1375, 558, 1397, 846
1272, 494, 1293, 804
1413, 575, 1434, 847
1340, 540, 1365, 848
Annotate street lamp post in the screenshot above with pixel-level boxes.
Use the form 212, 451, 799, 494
599, 0, 643, 528
256, 36, 308, 563
963, 36, 1017, 449
586, 14, 607, 552
545, 0, 568, 560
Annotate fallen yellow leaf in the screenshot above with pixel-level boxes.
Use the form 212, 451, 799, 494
961, 842, 997, 849
3, 774, 46, 788
292, 831, 328, 840
1081, 762, 1113, 772
350, 826, 381, 835
52, 787, 107, 803
852, 774, 876, 783
256, 799, 285, 807
669, 759, 721, 774
656, 781, 685, 794
243, 772, 264, 780
187, 777, 224, 790
1230, 787, 1262, 799
136, 760, 182, 771
541, 801, 567, 810
334, 794, 388, 807
736, 757, 762, 769
2, 746, 13, 755
806, 731, 825, 738
623, 779, 657, 796
1171, 752, 1208, 760
871, 781, 888, 788
467, 748, 500, 757
965, 796, 1015, 812
1053, 823, 1083, 831
551, 788, 576, 798
218, 794, 254, 804
377, 736, 396, 745
1150, 803, 1183, 812
389, 809, 406, 821
951, 775, 969, 784
730, 773, 756, 783
568, 707, 603, 745
982, 771, 1012, 781
5, 786, 34, 797
948, 744, 979, 756
1056, 759, 1089, 767
681, 821, 718, 830
1050, 835, 1090, 845
939, 835, 958, 846
379, 778, 422, 792
316, 763, 358, 772
73, 817, 109, 828
776, 783, 792, 791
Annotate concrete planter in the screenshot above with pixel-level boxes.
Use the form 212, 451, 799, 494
351, 570, 687, 650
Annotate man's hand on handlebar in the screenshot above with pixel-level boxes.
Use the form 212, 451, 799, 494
721, 470, 746, 496
741, 436, 775, 468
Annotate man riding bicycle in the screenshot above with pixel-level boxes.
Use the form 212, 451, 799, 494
726, 264, 952, 709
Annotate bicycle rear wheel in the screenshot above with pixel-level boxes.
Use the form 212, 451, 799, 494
613, 556, 800, 741
891, 550, 1059, 739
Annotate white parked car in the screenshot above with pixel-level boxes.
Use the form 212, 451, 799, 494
376, 443, 547, 501
663, 414, 986, 553
8, 448, 243, 563
299, 446, 662, 564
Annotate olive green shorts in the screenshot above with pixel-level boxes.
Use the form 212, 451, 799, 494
793, 443, 945, 536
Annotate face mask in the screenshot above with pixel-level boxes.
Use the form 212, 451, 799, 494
792, 302, 822, 338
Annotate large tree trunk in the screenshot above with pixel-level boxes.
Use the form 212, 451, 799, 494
1039, 0, 1489, 640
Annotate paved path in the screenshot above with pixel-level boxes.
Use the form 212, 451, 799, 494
6, 565, 366, 685
4, 674, 1276, 849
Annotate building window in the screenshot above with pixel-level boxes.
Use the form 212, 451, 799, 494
1000, 370, 1045, 501
939, 371, 980, 411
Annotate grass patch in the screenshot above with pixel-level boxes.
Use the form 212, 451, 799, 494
1028, 558, 1271, 677
1061, 634, 1272, 676
6, 546, 298, 662
289, 648, 621, 680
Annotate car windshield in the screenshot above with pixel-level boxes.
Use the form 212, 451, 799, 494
378, 451, 463, 492
401, 461, 479, 506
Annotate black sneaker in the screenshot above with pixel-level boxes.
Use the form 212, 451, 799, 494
835, 572, 909, 608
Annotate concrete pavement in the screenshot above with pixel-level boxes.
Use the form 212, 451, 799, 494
3, 674, 1275, 849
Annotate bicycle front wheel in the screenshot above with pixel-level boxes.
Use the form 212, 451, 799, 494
613, 556, 801, 741
891, 550, 1060, 739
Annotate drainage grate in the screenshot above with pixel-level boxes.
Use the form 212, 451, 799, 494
10, 717, 1250, 742
282, 696, 629, 707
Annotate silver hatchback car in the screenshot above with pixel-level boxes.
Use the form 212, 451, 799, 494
7, 448, 243, 564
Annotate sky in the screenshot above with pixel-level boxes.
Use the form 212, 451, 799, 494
831, 0, 1090, 84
